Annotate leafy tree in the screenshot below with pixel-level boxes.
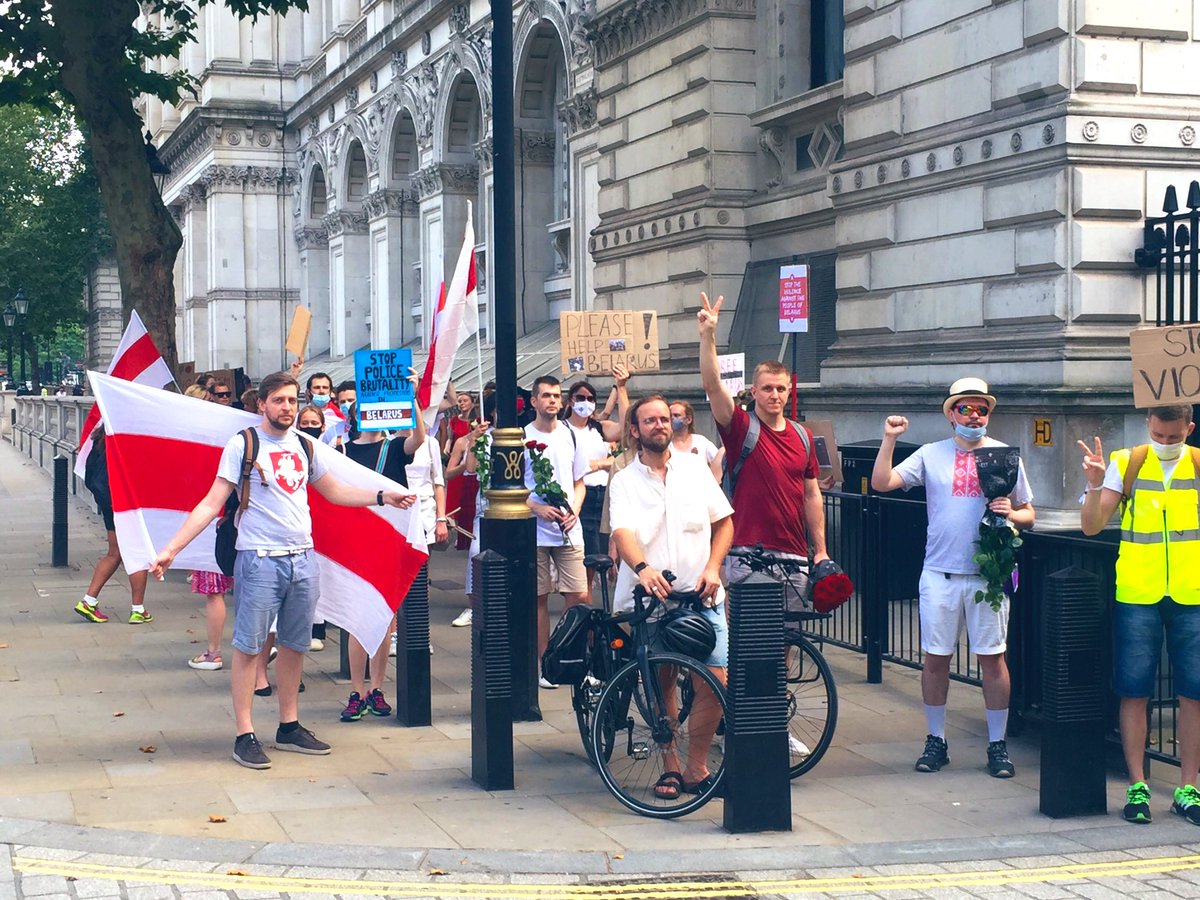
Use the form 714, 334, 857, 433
0, 104, 105, 390
0, 0, 308, 371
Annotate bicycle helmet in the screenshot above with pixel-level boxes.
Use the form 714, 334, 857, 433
658, 606, 717, 661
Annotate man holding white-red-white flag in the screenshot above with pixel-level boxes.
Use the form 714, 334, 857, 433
91, 368, 428, 770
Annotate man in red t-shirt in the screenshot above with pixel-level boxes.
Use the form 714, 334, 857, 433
698, 292, 828, 611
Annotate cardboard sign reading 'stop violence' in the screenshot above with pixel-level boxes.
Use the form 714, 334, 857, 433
1130, 325, 1200, 408
560, 311, 660, 375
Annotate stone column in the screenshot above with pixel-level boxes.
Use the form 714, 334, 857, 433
414, 162, 480, 348
324, 208, 371, 358
202, 167, 248, 370
296, 227, 331, 357
365, 188, 420, 350
181, 184, 210, 367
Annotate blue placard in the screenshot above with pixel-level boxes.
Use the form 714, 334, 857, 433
354, 347, 415, 431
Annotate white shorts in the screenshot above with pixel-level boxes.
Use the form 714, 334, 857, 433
918, 569, 1008, 656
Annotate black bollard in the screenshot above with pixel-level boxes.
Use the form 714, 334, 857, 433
337, 624, 351, 679
724, 572, 792, 832
480, 515, 540, 722
1040, 566, 1107, 818
395, 561, 432, 726
471, 549, 514, 790
52, 455, 68, 567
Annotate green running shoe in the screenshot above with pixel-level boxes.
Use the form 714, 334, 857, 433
1173, 784, 1200, 825
1123, 782, 1151, 823
128, 609, 154, 624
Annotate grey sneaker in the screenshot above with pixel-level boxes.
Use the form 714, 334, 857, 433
232, 733, 271, 769
986, 740, 1015, 778
274, 723, 331, 755
915, 734, 949, 772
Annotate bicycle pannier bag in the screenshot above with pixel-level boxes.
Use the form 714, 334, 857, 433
540, 604, 593, 686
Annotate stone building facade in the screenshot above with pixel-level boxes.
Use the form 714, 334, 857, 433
143, 0, 600, 379
116, 0, 1200, 519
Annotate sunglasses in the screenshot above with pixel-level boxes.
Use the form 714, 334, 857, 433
953, 403, 989, 417
212, 391, 232, 398
574, 394, 596, 402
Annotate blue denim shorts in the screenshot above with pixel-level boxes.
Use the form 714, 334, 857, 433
1112, 598, 1200, 700
232, 550, 320, 655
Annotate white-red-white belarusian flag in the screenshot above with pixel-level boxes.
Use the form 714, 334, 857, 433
88, 372, 428, 654
74, 311, 175, 479
417, 205, 479, 426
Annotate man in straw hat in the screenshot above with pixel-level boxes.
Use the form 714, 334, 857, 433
872, 377, 1035, 778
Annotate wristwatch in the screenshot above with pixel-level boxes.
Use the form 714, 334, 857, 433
376, 490, 385, 506
633, 561, 648, 574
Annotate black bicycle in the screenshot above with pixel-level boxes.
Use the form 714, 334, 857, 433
572, 554, 728, 818
726, 545, 839, 779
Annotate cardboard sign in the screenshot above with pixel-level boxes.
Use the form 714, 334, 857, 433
719, 353, 745, 396
1130, 324, 1200, 408
779, 264, 809, 333
354, 347, 415, 431
560, 310, 659, 375
286, 306, 312, 358
804, 419, 842, 485
175, 360, 196, 389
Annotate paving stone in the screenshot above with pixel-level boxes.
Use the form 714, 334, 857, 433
14, 875, 71, 897
125, 886, 180, 900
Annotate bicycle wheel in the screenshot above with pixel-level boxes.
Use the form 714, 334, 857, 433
573, 676, 605, 766
785, 632, 838, 778
591, 653, 727, 818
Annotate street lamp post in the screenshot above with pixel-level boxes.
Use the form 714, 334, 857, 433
2, 303, 14, 387
481, 0, 541, 723
13, 289, 28, 389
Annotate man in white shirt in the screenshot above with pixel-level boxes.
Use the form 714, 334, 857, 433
149, 371, 416, 770
524, 374, 589, 684
872, 377, 1035, 779
608, 393, 733, 798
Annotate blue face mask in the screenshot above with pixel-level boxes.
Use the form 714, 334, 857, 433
339, 401, 352, 415
311, 393, 330, 407
954, 423, 987, 441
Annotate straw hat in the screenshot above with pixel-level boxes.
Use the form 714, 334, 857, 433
942, 376, 997, 417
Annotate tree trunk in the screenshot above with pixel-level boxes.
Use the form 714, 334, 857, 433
50, 0, 183, 371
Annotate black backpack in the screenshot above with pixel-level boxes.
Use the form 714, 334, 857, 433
540, 604, 594, 686
214, 428, 314, 576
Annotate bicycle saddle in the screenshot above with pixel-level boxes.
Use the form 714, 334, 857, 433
584, 553, 614, 573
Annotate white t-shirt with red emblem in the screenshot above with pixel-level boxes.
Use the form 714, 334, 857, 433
892, 437, 1033, 575
217, 428, 330, 551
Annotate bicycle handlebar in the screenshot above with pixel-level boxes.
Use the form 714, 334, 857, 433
727, 543, 808, 574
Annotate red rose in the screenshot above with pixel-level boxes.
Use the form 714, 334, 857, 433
536, 443, 548, 452
525, 440, 537, 449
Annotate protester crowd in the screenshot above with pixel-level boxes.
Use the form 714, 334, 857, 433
70, 291, 1200, 829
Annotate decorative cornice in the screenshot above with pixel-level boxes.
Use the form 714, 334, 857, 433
521, 130, 556, 164
322, 210, 369, 236
587, 0, 754, 68
294, 226, 330, 249
559, 87, 598, 135
759, 127, 786, 190
364, 188, 419, 219
413, 162, 479, 199
179, 183, 208, 212
197, 164, 297, 194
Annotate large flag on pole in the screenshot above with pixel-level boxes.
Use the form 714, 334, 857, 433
74, 310, 175, 478
88, 372, 428, 654
416, 204, 479, 426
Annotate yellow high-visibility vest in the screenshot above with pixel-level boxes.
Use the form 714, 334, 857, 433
1114, 447, 1200, 605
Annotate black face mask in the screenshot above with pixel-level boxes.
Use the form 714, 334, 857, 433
299, 426, 323, 439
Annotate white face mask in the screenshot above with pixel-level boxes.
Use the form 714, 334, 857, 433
1150, 439, 1186, 460
573, 400, 595, 418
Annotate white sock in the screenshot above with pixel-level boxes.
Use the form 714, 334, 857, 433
131, 604, 146, 614
924, 704, 946, 739
986, 708, 1008, 743
82, 594, 98, 607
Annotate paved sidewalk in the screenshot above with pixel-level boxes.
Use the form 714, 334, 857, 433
1, 438, 1197, 886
